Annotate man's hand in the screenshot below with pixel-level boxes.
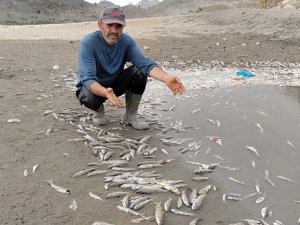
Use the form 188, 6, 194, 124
166, 76, 186, 96
105, 87, 125, 107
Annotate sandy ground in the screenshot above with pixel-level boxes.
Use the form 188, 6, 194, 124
1, 8, 300, 225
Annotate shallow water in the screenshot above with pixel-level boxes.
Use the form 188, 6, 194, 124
147, 84, 300, 224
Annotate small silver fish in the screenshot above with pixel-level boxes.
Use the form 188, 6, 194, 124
286, 140, 295, 148
105, 191, 128, 199
70, 199, 78, 211
122, 194, 130, 208
164, 197, 172, 212
73, 168, 95, 178
154, 201, 164, 225
170, 208, 194, 216
46, 180, 70, 194
177, 197, 183, 208
89, 192, 103, 201
180, 190, 189, 206
32, 164, 39, 173
276, 175, 296, 183
273, 220, 285, 225
245, 146, 259, 157
228, 177, 251, 186
256, 123, 264, 134
133, 198, 152, 211
192, 194, 206, 210
24, 169, 29, 177
261, 206, 269, 218
256, 194, 266, 204
92, 222, 115, 225
256, 110, 268, 117
189, 218, 200, 225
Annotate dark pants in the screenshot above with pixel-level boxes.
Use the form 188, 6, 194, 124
76, 66, 147, 111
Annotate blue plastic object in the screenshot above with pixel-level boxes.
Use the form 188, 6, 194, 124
236, 70, 255, 77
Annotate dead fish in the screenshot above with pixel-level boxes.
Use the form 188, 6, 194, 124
206, 136, 223, 146
261, 206, 271, 219
24, 169, 29, 177
192, 108, 202, 113
133, 198, 152, 211
105, 191, 128, 199
73, 168, 96, 178
140, 135, 151, 143
192, 176, 211, 181
222, 193, 227, 203
264, 170, 276, 187
157, 181, 181, 195
255, 183, 263, 194
89, 192, 103, 201
138, 164, 162, 169
242, 219, 262, 225
87, 170, 107, 177
276, 175, 296, 183
92, 222, 115, 225
117, 205, 146, 218
192, 194, 206, 210
193, 168, 214, 174
189, 218, 200, 225
7, 119, 21, 123
256, 123, 264, 134
154, 201, 164, 225
293, 200, 300, 204
189, 188, 198, 204
243, 193, 258, 199
170, 208, 194, 216
256, 110, 268, 117
228, 177, 251, 186
164, 197, 172, 212
256, 194, 266, 204
161, 149, 169, 155
46, 180, 70, 194
273, 220, 285, 225
198, 184, 212, 195
129, 196, 148, 208
207, 119, 216, 124
136, 186, 167, 194
181, 189, 191, 207
226, 196, 243, 201
245, 146, 259, 157
70, 199, 78, 211
286, 140, 295, 148
212, 154, 224, 160
177, 197, 183, 208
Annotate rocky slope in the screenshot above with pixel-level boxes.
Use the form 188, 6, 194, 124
0, 0, 298, 25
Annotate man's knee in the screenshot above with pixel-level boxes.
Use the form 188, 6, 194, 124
76, 86, 105, 111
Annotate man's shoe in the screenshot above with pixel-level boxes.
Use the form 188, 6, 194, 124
93, 104, 108, 125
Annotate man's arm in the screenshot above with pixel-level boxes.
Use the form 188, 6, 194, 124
90, 82, 124, 107
149, 67, 186, 96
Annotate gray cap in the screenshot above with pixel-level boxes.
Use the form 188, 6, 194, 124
99, 7, 126, 26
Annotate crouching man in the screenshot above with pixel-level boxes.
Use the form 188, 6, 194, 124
76, 7, 185, 130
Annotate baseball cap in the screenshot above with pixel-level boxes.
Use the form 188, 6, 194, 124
99, 7, 126, 26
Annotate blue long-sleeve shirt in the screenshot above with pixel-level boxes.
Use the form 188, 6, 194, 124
76, 31, 157, 90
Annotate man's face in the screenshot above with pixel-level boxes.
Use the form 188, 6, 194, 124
98, 21, 124, 45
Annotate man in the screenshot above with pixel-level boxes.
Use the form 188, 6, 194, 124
76, 7, 185, 130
